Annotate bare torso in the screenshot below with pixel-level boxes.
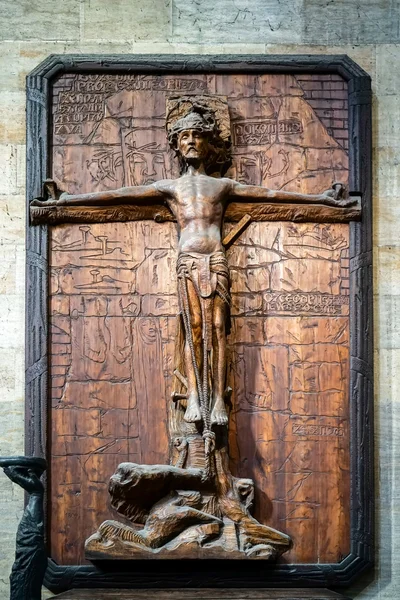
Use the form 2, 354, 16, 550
158, 172, 231, 255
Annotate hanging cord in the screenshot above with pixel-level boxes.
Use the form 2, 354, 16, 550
178, 272, 215, 480
200, 295, 215, 478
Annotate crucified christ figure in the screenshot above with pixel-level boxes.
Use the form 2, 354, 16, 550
31, 107, 354, 433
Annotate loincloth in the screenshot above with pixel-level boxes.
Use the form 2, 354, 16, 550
176, 251, 230, 307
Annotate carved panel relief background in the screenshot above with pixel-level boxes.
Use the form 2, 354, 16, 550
49, 73, 349, 565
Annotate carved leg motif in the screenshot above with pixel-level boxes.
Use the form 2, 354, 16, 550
181, 278, 203, 424
211, 295, 229, 426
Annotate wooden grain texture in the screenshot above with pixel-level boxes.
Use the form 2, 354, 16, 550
25, 54, 372, 592
48, 73, 351, 565
49, 228, 350, 565
52, 589, 350, 600
30, 201, 360, 226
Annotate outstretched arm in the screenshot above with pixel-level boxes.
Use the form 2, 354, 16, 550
229, 181, 356, 208
31, 183, 165, 208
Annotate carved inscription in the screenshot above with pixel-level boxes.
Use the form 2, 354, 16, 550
74, 74, 207, 93
53, 75, 207, 138
264, 292, 349, 316
54, 92, 104, 134
292, 423, 345, 437
233, 118, 303, 146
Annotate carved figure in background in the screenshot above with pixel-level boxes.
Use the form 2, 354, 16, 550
30, 95, 356, 560
0, 457, 47, 600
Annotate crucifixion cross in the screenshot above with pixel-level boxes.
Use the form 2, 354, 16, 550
30, 100, 361, 559
30, 105, 360, 432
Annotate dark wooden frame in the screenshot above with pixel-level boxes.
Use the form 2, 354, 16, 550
25, 54, 373, 593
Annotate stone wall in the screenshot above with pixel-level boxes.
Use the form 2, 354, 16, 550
0, 1, 398, 599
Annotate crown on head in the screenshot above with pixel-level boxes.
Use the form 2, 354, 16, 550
168, 109, 216, 147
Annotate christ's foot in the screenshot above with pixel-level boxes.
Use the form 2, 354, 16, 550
184, 392, 202, 423
211, 397, 228, 426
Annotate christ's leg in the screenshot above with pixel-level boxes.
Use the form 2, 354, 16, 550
211, 296, 228, 426
183, 279, 202, 423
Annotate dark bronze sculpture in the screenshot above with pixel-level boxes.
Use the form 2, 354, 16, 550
0, 457, 47, 600
30, 95, 357, 560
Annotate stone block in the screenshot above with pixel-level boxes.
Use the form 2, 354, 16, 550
376, 44, 400, 96
135, 249, 176, 295
374, 146, 400, 208
83, 0, 172, 42
0, 245, 17, 295
14, 41, 135, 90
375, 246, 400, 296
227, 244, 282, 269
129, 42, 268, 54
0, 400, 24, 455
0, 91, 25, 144
0, 348, 23, 404
242, 345, 289, 410
374, 154, 400, 247
376, 94, 400, 150
377, 348, 400, 405
0, 194, 25, 244
0, 294, 24, 350
303, 0, 400, 44
0, 42, 24, 92
376, 294, 400, 350
0, 145, 18, 195
265, 45, 376, 86
0, 0, 80, 42
172, 0, 303, 44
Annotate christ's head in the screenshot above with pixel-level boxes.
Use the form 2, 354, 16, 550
168, 108, 231, 176
177, 129, 210, 164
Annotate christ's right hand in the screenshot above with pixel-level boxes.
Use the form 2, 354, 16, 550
30, 198, 58, 207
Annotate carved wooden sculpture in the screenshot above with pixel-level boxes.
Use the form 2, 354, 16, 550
0, 457, 47, 600
30, 95, 359, 560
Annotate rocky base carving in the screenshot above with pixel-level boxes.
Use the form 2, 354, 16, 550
85, 457, 291, 561
86, 520, 282, 560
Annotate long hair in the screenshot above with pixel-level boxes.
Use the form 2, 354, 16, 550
168, 107, 232, 176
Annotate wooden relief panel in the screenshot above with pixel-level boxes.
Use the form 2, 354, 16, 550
49, 73, 350, 565
227, 222, 350, 564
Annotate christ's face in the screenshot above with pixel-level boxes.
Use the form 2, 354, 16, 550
177, 129, 209, 162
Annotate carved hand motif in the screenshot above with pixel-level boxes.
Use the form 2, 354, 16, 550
30, 179, 65, 208
3, 465, 44, 494
321, 182, 357, 207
